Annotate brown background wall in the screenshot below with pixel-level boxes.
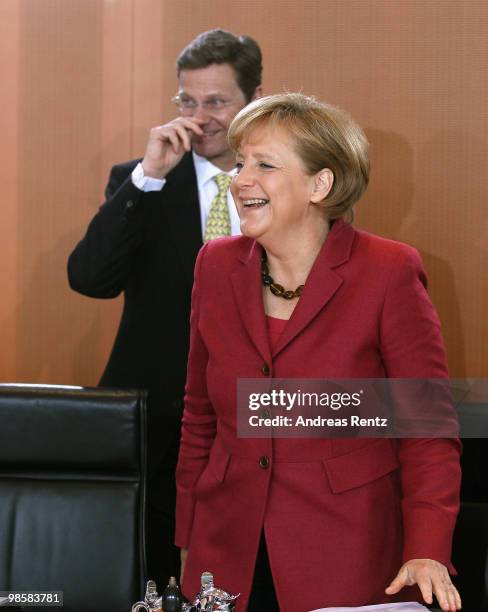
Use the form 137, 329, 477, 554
0, 0, 486, 384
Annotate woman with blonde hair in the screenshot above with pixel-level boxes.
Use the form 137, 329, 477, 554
175, 93, 461, 612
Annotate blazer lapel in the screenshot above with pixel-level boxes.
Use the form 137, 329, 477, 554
161, 153, 203, 289
230, 240, 271, 364
272, 219, 356, 358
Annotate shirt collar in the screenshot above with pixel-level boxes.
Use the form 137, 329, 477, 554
192, 151, 236, 190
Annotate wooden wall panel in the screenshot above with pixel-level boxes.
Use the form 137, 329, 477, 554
15, 0, 104, 384
0, 1, 20, 381
1, 0, 486, 384
132, 0, 165, 153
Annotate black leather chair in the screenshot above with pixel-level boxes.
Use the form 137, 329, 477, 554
0, 384, 147, 612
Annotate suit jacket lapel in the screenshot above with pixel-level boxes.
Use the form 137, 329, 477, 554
161, 153, 203, 289
230, 240, 271, 364
272, 219, 356, 358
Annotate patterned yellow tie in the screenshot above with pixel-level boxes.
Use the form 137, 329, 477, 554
204, 173, 232, 242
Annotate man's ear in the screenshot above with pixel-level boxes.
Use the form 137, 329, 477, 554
251, 86, 263, 101
310, 168, 334, 203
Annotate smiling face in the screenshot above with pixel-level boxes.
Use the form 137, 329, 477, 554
177, 64, 252, 170
231, 124, 331, 246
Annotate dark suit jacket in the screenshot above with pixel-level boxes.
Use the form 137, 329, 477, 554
68, 153, 203, 464
176, 220, 461, 610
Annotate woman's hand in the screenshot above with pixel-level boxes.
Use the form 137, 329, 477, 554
385, 558, 461, 611
180, 548, 188, 585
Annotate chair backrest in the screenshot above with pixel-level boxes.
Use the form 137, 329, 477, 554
0, 384, 147, 612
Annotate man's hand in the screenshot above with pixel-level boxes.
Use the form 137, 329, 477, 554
141, 118, 204, 179
385, 558, 461, 611
179, 547, 188, 585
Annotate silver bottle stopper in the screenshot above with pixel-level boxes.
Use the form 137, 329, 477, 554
131, 580, 163, 612
182, 571, 240, 611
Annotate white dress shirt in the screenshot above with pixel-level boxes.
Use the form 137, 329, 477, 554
131, 153, 241, 240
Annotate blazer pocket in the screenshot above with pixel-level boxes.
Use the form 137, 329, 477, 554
323, 440, 399, 494
195, 440, 231, 497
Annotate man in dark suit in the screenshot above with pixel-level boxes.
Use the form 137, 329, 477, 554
67, 29, 262, 586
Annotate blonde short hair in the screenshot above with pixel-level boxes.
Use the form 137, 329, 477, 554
228, 93, 369, 221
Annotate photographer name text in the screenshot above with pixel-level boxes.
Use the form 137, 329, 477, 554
249, 414, 388, 428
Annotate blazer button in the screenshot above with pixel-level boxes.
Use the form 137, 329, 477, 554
126, 200, 134, 208
262, 363, 270, 376
259, 456, 270, 469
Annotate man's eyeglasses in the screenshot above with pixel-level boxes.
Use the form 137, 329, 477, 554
171, 94, 235, 114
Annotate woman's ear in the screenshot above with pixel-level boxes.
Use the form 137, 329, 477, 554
311, 168, 334, 203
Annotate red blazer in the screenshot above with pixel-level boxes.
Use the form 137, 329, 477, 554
176, 219, 461, 611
